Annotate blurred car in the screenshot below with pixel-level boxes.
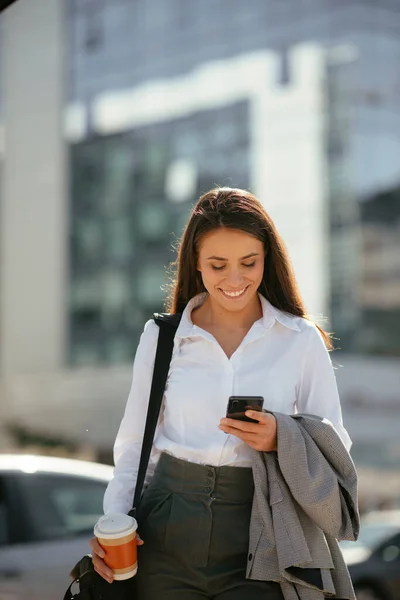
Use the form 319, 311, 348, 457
0, 453, 112, 600
341, 510, 400, 600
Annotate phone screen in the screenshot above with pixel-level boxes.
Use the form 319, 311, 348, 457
226, 396, 264, 423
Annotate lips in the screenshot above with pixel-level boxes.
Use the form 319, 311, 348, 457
220, 286, 248, 299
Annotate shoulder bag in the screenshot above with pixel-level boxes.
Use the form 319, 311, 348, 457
63, 312, 182, 600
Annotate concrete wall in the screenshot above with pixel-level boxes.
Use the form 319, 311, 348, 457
0, 0, 67, 376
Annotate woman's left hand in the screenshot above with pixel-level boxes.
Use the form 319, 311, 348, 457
218, 411, 277, 452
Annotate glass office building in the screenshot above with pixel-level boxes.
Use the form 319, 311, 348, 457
67, 0, 400, 365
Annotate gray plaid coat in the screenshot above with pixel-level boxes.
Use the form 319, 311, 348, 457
247, 412, 360, 600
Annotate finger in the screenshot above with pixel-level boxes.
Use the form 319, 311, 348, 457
137, 533, 144, 545
220, 423, 276, 451
220, 426, 274, 451
219, 417, 263, 433
90, 538, 115, 583
245, 411, 274, 425
219, 425, 259, 442
89, 537, 105, 558
92, 556, 114, 583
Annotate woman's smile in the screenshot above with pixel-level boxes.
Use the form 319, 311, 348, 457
219, 286, 249, 299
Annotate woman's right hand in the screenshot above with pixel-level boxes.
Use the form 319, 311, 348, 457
90, 537, 114, 583
89, 534, 144, 584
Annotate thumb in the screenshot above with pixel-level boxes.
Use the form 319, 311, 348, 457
136, 532, 144, 545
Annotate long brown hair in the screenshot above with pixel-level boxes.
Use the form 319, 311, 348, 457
167, 187, 332, 349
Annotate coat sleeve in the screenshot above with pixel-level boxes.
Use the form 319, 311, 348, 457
274, 412, 359, 541
103, 319, 160, 515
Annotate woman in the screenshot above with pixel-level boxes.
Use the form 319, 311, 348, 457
90, 187, 352, 599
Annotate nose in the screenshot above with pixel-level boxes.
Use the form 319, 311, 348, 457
225, 269, 244, 289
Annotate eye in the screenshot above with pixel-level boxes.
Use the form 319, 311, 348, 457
243, 262, 256, 268
211, 264, 226, 271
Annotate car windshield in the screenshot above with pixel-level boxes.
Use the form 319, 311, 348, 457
341, 522, 400, 551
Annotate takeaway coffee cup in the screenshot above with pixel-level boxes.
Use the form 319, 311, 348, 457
94, 513, 138, 580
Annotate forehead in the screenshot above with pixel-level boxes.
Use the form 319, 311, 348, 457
199, 228, 263, 254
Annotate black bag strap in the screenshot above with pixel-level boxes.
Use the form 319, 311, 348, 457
129, 312, 182, 517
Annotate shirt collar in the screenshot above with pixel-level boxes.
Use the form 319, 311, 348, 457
175, 292, 300, 339
259, 294, 301, 332
175, 293, 208, 338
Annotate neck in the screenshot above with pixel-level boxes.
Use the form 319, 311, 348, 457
199, 293, 263, 330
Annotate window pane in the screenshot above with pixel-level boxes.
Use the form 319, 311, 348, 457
104, 218, 133, 260
137, 203, 168, 241
103, 143, 135, 215
75, 219, 102, 261
136, 265, 166, 307
18, 474, 108, 541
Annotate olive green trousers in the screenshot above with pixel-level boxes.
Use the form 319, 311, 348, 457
135, 453, 283, 599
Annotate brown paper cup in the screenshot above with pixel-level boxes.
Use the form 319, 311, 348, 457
94, 513, 138, 580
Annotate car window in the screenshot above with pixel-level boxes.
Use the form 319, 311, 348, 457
17, 473, 108, 542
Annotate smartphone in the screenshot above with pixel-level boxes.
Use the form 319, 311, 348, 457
226, 396, 264, 423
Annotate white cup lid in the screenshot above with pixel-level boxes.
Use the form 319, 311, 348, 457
94, 513, 137, 539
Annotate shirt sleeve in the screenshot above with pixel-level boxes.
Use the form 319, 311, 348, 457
295, 323, 352, 452
103, 319, 160, 515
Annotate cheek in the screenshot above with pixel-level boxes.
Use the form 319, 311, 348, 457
252, 264, 264, 283
200, 269, 228, 293
201, 268, 220, 285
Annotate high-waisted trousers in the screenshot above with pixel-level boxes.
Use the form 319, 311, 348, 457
135, 452, 283, 599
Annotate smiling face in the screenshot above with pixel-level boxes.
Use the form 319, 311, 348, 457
197, 227, 265, 313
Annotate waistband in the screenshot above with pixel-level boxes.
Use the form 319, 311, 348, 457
151, 452, 254, 503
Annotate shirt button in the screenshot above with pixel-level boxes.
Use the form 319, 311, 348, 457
248, 553, 253, 561
205, 487, 211, 493
207, 470, 213, 477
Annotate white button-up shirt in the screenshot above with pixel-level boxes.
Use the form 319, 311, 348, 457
103, 293, 351, 515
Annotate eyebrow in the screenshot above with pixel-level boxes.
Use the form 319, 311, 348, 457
206, 252, 260, 261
